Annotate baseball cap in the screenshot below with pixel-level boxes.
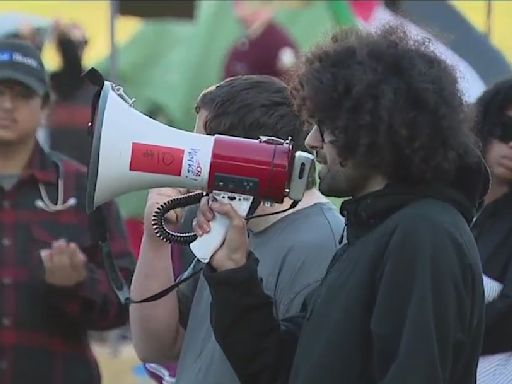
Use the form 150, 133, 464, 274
0, 39, 49, 95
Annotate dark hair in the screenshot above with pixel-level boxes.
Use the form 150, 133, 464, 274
289, 26, 479, 185
473, 78, 512, 151
196, 75, 316, 188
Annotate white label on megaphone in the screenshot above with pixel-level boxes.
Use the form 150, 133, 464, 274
190, 191, 253, 263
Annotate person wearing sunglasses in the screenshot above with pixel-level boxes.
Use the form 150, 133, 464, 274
472, 78, 512, 383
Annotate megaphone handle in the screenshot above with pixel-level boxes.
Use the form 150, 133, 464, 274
189, 192, 253, 263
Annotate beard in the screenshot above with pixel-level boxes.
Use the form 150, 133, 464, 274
318, 165, 350, 198
318, 162, 374, 198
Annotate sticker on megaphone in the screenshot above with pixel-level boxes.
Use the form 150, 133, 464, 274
86, 80, 314, 263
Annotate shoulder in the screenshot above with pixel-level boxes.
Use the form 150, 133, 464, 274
385, 199, 480, 270
272, 203, 343, 271
290, 202, 345, 246
295, 201, 344, 226
392, 198, 468, 235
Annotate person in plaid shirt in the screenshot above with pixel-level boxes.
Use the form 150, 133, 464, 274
0, 39, 135, 384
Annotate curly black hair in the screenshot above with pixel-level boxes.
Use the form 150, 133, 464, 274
289, 26, 479, 185
473, 78, 512, 151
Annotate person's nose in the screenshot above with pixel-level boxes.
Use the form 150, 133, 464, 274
305, 125, 323, 152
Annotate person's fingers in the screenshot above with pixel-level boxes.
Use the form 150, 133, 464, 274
147, 188, 188, 225
52, 238, 67, 248
51, 240, 71, 268
69, 243, 86, 264
40, 248, 55, 280
163, 209, 181, 225
499, 157, 512, 169
195, 215, 211, 235
192, 218, 200, 235
209, 201, 245, 229
40, 249, 52, 268
496, 157, 512, 178
68, 243, 87, 280
201, 197, 214, 221
195, 197, 214, 234
500, 152, 512, 164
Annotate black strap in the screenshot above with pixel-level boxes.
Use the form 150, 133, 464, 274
129, 267, 203, 304
246, 200, 299, 221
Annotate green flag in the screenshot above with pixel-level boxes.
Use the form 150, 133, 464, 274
325, 0, 356, 26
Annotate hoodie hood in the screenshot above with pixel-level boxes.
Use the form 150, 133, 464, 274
340, 152, 490, 243
450, 151, 490, 216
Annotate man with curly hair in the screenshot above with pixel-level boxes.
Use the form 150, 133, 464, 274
192, 26, 490, 383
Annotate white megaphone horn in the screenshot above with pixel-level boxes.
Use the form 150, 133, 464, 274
86, 78, 314, 263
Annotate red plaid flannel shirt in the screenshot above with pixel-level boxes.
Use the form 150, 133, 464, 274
0, 143, 135, 384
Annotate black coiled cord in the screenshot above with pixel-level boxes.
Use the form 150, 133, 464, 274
135, 192, 300, 305
151, 191, 205, 245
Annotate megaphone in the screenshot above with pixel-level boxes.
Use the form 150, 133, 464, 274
87, 80, 314, 263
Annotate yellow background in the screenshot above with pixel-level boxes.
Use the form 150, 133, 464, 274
0, 0, 142, 70
451, 0, 512, 62
0, 1, 509, 71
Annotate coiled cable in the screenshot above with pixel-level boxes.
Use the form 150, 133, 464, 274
151, 191, 205, 245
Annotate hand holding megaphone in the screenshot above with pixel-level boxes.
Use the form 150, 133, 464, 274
193, 195, 250, 271
143, 188, 188, 239
85, 77, 314, 264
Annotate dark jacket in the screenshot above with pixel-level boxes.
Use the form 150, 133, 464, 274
472, 190, 512, 355
203, 159, 489, 384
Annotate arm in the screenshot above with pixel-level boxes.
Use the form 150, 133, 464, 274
370, 221, 481, 383
50, 23, 84, 98
204, 252, 303, 384
56, 33, 82, 79
130, 235, 185, 362
44, 201, 135, 330
129, 189, 193, 363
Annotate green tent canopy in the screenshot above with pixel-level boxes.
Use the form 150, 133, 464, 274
97, 0, 355, 218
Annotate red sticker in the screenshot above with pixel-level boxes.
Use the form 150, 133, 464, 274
130, 143, 184, 176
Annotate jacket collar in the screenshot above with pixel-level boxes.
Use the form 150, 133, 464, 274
340, 183, 474, 244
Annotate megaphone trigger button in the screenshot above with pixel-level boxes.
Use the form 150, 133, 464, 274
299, 162, 306, 179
